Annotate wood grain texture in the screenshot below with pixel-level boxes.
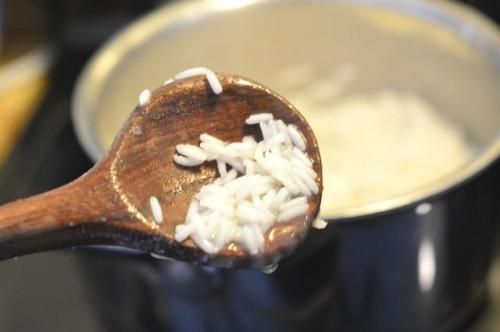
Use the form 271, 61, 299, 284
0, 74, 323, 268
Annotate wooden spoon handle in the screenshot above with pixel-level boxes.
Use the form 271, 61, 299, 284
0, 171, 126, 259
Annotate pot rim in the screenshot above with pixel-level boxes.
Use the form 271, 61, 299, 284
71, 0, 500, 221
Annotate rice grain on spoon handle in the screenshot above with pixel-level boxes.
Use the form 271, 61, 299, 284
0, 73, 322, 268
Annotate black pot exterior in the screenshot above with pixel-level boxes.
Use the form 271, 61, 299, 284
78, 159, 500, 332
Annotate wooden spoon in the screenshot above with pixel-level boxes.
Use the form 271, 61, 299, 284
0, 74, 322, 269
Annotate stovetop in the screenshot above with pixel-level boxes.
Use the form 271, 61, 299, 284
0, 1, 499, 331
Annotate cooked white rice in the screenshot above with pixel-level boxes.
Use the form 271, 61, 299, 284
163, 78, 174, 86
246, 113, 274, 124
138, 89, 151, 106
287, 125, 306, 151
149, 196, 163, 224
174, 154, 204, 167
312, 218, 328, 230
274, 65, 472, 217
288, 87, 471, 216
173, 113, 318, 255
176, 144, 207, 162
143, 67, 222, 109
174, 67, 223, 95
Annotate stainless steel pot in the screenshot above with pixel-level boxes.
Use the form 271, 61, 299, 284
71, 0, 500, 331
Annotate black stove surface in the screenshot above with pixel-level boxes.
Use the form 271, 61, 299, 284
0, 1, 499, 331
0, 50, 102, 332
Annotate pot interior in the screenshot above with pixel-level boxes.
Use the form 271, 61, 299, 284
73, 0, 500, 219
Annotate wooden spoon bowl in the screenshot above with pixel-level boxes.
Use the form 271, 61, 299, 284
0, 74, 322, 269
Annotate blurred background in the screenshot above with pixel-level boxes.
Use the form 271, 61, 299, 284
0, 0, 498, 331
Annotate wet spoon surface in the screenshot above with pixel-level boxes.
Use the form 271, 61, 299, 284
0, 74, 322, 269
